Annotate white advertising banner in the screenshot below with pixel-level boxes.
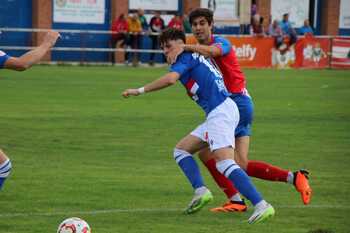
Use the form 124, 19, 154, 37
53, 0, 105, 24
201, 0, 238, 23
271, 0, 309, 28
339, 0, 350, 28
129, 0, 178, 11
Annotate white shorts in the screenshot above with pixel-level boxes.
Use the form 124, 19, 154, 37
191, 98, 240, 151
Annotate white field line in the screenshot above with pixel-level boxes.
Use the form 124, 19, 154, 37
0, 205, 349, 218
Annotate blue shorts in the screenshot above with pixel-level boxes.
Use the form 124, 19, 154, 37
230, 93, 254, 137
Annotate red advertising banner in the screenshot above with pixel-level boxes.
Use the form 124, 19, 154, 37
227, 37, 274, 68
331, 38, 350, 69
186, 35, 349, 69
186, 36, 274, 68
294, 35, 331, 68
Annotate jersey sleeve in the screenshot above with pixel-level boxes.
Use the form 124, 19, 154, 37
213, 36, 232, 56
0, 50, 10, 69
169, 53, 198, 76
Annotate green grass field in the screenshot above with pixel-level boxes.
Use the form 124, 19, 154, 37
0, 66, 349, 233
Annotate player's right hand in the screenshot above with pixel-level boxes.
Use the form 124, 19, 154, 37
122, 89, 140, 98
43, 30, 61, 48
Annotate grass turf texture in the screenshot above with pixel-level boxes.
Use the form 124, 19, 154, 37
0, 66, 349, 233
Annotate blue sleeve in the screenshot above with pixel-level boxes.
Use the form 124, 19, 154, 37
169, 53, 198, 76
280, 22, 287, 33
213, 36, 232, 55
298, 27, 305, 35
0, 51, 10, 69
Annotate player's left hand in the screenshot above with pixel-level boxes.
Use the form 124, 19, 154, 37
122, 89, 140, 98
167, 44, 184, 64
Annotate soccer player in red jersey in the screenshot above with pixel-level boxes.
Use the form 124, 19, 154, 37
123, 28, 275, 223
168, 8, 312, 211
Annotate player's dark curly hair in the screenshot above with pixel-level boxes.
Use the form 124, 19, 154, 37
159, 28, 186, 45
189, 8, 214, 26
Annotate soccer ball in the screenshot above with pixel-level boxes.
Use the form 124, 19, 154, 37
57, 217, 91, 233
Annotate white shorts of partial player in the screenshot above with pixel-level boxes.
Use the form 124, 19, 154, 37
191, 98, 239, 151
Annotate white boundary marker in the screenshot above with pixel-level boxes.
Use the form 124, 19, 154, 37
0, 205, 349, 218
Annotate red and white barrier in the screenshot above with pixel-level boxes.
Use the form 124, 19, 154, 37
331, 38, 350, 69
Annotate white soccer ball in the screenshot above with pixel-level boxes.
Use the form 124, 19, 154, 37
57, 217, 91, 233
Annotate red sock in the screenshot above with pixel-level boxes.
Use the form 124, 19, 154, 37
204, 158, 238, 199
246, 160, 289, 182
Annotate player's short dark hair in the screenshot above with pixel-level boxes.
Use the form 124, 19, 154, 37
159, 28, 186, 45
189, 8, 214, 26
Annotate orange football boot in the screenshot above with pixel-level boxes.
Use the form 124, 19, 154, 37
294, 170, 312, 205
210, 200, 247, 212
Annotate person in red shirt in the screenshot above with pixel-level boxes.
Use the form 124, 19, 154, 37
168, 14, 184, 31
167, 8, 312, 212
110, 14, 128, 64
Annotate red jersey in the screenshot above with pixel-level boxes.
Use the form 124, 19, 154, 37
111, 19, 128, 38
209, 35, 246, 94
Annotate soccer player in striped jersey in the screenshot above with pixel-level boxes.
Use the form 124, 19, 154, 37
167, 8, 312, 211
122, 28, 275, 224
0, 30, 60, 191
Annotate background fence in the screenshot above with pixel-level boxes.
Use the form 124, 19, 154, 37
0, 28, 349, 69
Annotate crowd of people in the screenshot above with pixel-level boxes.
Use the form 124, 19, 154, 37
110, 7, 315, 65
247, 3, 314, 56
251, 12, 313, 52
110, 9, 191, 66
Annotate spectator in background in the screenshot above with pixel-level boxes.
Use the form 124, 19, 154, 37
267, 19, 284, 48
280, 13, 297, 46
149, 11, 165, 65
299, 19, 313, 36
110, 14, 128, 64
137, 8, 148, 31
168, 14, 184, 31
250, 14, 265, 37
127, 13, 142, 66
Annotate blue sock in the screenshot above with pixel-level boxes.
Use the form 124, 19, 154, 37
217, 159, 262, 205
0, 178, 5, 190
0, 159, 12, 191
174, 148, 205, 189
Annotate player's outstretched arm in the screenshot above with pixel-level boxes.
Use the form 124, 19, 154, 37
167, 43, 222, 64
183, 44, 222, 57
122, 72, 180, 98
4, 30, 60, 71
